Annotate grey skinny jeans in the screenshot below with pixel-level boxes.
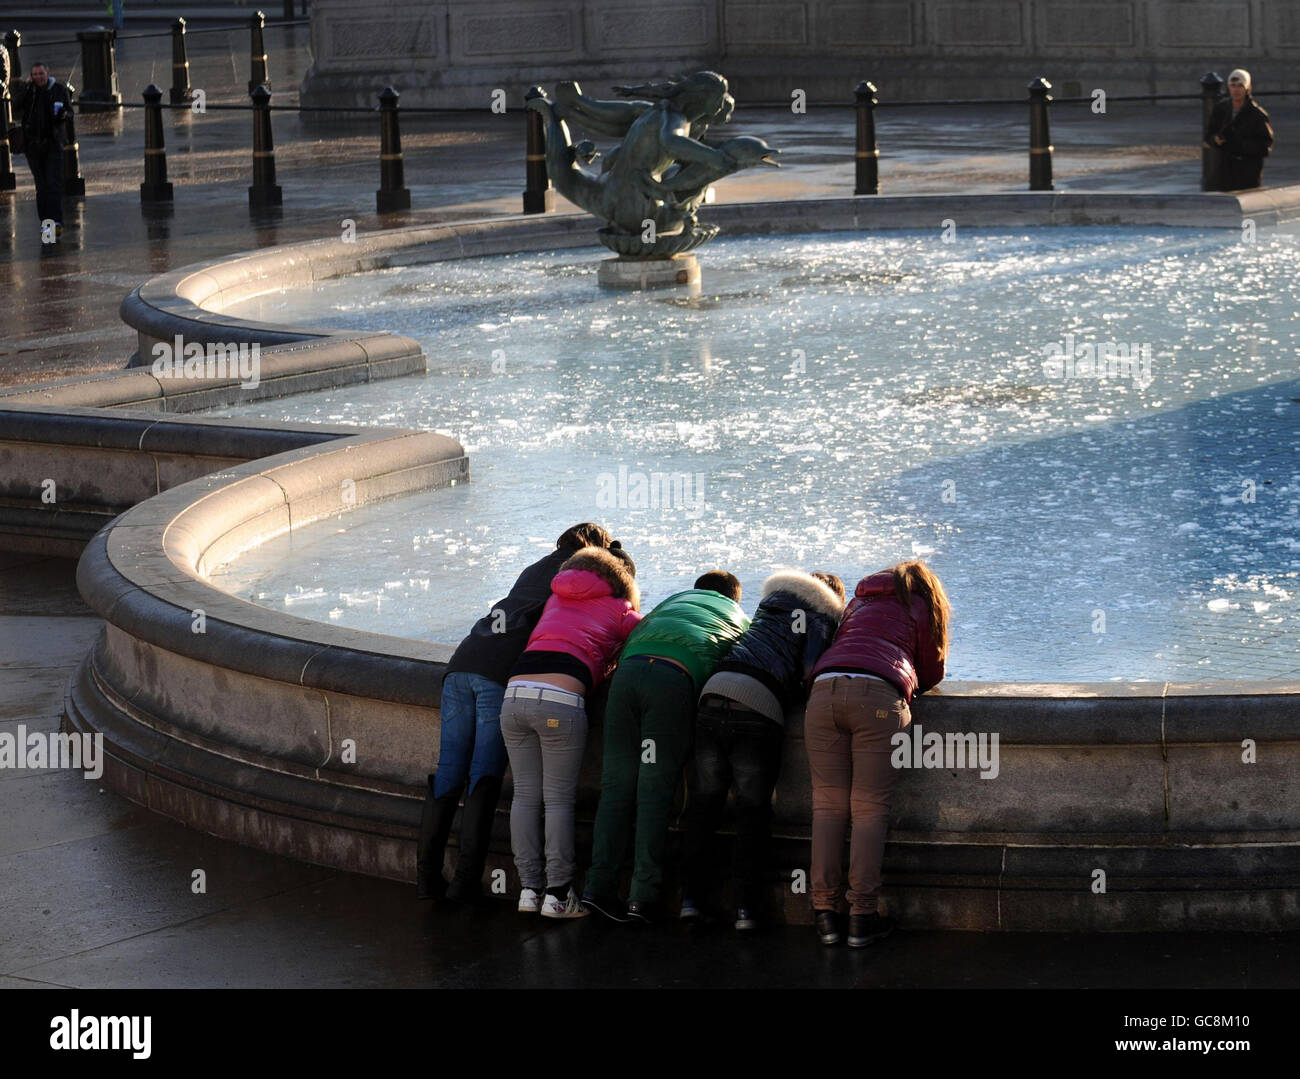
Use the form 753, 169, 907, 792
500, 693, 589, 890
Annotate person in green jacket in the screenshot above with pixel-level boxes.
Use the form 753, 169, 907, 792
581, 571, 749, 924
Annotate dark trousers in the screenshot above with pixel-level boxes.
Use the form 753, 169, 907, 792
26, 143, 63, 226
1222, 154, 1264, 191
585, 656, 697, 904
681, 697, 784, 911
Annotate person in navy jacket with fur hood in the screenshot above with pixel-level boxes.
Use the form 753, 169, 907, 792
679, 568, 846, 931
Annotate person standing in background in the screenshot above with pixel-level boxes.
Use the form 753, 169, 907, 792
15, 62, 71, 238
1204, 68, 1274, 190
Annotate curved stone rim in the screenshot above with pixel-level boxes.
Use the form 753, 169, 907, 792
75, 424, 468, 708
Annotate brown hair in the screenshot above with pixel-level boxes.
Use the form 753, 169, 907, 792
694, 570, 742, 603
556, 522, 612, 552
890, 560, 950, 659
811, 571, 846, 601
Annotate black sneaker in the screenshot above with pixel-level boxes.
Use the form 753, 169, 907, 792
679, 898, 704, 922
415, 873, 446, 902
625, 899, 664, 925
815, 910, 841, 945
580, 891, 630, 923
734, 908, 759, 931
847, 913, 895, 948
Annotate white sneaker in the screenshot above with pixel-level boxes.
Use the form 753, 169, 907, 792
541, 887, 589, 919
518, 887, 543, 914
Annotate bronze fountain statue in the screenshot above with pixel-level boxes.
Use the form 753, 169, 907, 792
525, 71, 780, 278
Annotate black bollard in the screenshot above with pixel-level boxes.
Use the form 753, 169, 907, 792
248, 11, 270, 95
522, 86, 553, 213
376, 86, 411, 213
140, 84, 173, 203
76, 26, 121, 112
1200, 71, 1225, 192
0, 44, 13, 191
3, 30, 19, 93
853, 80, 879, 196
248, 83, 282, 209
1028, 76, 1053, 191
170, 18, 192, 105
61, 83, 86, 198
0, 93, 13, 191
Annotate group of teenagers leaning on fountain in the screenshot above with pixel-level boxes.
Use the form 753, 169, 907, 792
417, 522, 950, 948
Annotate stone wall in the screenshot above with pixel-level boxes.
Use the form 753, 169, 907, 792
301, 0, 1300, 109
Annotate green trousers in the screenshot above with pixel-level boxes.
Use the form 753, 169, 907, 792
585, 656, 697, 903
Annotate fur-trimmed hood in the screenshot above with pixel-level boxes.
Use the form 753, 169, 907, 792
762, 570, 844, 617
559, 546, 640, 611
709, 569, 844, 712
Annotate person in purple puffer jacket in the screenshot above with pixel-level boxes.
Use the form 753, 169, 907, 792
500, 544, 642, 918
805, 559, 950, 948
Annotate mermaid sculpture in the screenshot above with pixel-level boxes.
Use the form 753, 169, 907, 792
525, 71, 780, 257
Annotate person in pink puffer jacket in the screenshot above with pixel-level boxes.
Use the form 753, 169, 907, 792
500, 544, 642, 918
805, 559, 949, 948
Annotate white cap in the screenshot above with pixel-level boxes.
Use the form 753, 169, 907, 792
1228, 68, 1252, 90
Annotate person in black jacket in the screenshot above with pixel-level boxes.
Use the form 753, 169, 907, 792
15, 62, 73, 235
416, 522, 614, 903
1204, 68, 1274, 191
679, 569, 845, 930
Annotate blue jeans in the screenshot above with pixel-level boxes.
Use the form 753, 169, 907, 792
435, 672, 509, 798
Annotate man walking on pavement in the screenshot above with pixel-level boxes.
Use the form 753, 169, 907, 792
16, 62, 72, 239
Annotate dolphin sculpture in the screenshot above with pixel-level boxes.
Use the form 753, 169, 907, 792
525, 73, 781, 256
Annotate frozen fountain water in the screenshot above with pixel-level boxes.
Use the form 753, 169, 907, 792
207, 226, 1300, 682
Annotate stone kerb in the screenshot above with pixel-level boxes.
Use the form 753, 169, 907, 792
0, 406, 353, 556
